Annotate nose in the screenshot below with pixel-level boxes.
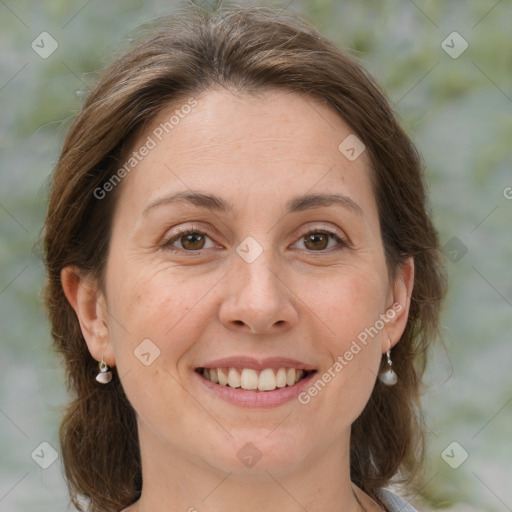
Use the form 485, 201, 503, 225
218, 249, 299, 336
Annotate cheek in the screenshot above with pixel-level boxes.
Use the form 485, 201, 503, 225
317, 264, 389, 341
103, 261, 231, 445
104, 261, 201, 361
104, 254, 234, 381
303, 268, 387, 419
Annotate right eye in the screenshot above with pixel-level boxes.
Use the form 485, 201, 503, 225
163, 228, 218, 253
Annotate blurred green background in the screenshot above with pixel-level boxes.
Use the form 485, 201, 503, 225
1, 1, 510, 511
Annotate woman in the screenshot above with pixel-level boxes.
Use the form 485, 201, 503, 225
43, 5, 446, 512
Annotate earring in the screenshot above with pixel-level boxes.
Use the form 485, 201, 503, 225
378, 340, 397, 386
95, 356, 112, 384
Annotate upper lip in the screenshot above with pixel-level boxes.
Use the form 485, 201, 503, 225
197, 356, 317, 371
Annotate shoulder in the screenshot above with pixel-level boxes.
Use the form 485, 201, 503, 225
377, 488, 420, 512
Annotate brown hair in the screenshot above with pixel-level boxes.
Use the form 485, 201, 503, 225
43, 4, 447, 511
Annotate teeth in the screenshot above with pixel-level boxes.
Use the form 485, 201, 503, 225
276, 368, 287, 388
258, 368, 276, 391
228, 368, 241, 388
217, 368, 228, 386
209, 368, 219, 383
240, 369, 258, 390
201, 367, 311, 391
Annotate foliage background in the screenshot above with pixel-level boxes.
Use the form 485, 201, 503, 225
0, 1, 510, 511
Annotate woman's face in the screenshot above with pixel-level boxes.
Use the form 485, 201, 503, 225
72, 88, 413, 477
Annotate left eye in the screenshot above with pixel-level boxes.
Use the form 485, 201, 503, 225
163, 229, 345, 253
293, 230, 346, 251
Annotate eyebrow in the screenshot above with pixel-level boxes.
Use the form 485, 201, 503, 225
143, 191, 363, 217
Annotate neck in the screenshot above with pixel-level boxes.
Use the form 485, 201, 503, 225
129, 423, 366, 512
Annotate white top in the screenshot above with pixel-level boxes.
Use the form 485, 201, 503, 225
378, 488, 419, 511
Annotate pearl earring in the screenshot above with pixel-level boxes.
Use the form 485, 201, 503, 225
95, 356, 112, 384
378, 340, 397, 386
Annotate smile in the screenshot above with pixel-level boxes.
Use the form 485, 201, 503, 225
195, 367, 317, 392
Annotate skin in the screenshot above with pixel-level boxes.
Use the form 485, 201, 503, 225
62, 88, 414, 512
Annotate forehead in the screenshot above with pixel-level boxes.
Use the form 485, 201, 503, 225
114, 87, 375, 220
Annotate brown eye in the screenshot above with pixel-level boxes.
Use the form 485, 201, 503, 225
164, 229, 215, 252
304, 232, 329, 251
180, 232, 206, 250
296, 230, 346, 252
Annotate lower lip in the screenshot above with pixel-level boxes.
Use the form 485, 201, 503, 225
194, 370, 318, 408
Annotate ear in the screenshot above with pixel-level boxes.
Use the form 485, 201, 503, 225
61, 265, 115, 367
382, 256, 414, 353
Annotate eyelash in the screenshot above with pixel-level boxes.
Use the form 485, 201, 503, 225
162, 225, 348, 254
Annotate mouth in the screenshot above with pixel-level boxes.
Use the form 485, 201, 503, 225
195, 367, 318, 392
